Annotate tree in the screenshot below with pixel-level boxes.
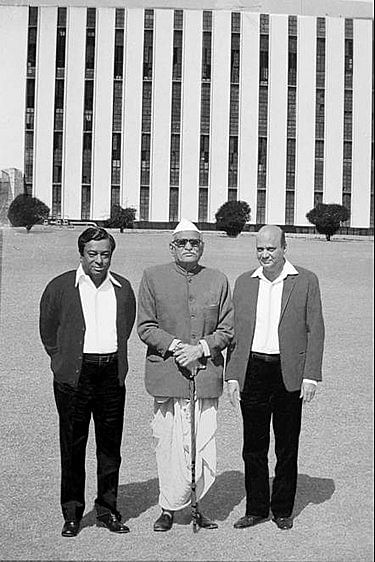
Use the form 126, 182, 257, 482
306, 203, 350, 241
215, 200, 251, 237
7, 193, 50, 232
105, 205, 137, 232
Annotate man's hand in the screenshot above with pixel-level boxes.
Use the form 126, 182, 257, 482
300, 381, 317, 403
173, 343, 203, 369
227, 380, 240, 408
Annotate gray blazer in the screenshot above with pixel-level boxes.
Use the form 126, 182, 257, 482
225, 266, 324, 392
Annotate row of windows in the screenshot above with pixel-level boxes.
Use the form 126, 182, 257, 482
24, 7, 368, 226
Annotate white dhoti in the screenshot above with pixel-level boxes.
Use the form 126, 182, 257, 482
152, 397, 218, 511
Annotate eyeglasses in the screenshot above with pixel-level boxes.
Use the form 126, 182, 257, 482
172, 238, 201, 248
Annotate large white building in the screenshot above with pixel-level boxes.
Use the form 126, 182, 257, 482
0, 0, 373, 229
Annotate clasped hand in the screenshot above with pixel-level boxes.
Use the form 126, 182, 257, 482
173, 343, 203, 370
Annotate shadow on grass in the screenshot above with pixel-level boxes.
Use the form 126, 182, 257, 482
293, 473, 335, 517
80, 470, 245, 528
80, 471, 334, 529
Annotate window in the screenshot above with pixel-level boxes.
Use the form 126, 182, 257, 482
174, 10, 183, 30
170, 134, 180, 186
82, 134, 92, 184
256, 190, 266, 223
200, 83, 211, 134
112, 81, 123, 131
230, 33, 240, 84
171, 82, 182, 133
144, 9, 154, 29
288, 37, 297, 86
257, 138, 267, 189
169, 187, 179, 221
139, 187, 149, 221
229, 85, 239, 135
114, 30, 124, 79
140, 134, 151, 185
228, 136, 238, 187
198, 188, 208, 222
115, 8, 125, 29
173, 30, 183, 80
258, 86, 268, 137
285, 191, 295, 224
143, 30, 153, 79
199, 135, 210, 186
259, 34, 269, 85
202, 32, 212, 80
287, 88, 296, 137
141, 82, 152, 132
202, 11, 212, 32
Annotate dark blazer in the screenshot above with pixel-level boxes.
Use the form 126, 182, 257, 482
225, 266, 324, 392
39, 270, 136, 387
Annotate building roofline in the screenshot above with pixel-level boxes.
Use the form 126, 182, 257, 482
0, 0, 373, 19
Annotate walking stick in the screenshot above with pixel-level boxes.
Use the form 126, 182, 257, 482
189, 365, 198, 533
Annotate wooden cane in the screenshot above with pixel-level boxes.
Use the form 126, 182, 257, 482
189, 366, 198, 533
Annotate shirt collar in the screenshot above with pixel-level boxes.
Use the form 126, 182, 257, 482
251, 259, 299, 283
75, 264, 121, 288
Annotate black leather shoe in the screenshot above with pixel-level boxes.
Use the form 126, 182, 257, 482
153, 511, 173, 532
273, 516, 293, 530
61, 520, 80, 537
196, 512, 218, 529
97, 512, 130, 533
233, 515, 267, 529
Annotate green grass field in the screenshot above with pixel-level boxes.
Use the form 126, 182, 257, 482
0, 226, 373, 561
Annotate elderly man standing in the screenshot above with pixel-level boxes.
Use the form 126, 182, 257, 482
226, 225, 324, 531
40, 227, 136, 537
137, 219, 233, 532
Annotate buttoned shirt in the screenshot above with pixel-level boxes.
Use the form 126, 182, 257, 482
251, 260, 298, 354
249, 259, 316, 386
75, 264, 119, 353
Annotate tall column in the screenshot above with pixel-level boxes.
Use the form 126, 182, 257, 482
34, 7, 57, 208
266, 14, 288, 224
295, 16, 316, 225
150, 9, 173, 221
92, 8, 115, 221
63, 7, 86, 219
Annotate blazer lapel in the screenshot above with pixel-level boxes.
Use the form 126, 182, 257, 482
280, 275, 297, 322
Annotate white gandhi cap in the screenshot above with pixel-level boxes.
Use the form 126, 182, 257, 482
172, 218, 201, 236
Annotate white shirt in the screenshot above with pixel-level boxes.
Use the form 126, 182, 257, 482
251, 260, 298, 355
75, 264, 119, 354
249, 259, 317, 386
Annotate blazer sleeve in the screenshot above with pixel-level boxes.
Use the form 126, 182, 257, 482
39, 281, 60, 357
304, 273, 325, 381
203, 274, 234, 357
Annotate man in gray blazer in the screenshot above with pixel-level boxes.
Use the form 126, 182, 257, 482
226, 225, 324, 531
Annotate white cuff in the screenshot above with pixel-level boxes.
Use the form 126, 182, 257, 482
303, 378, 318, 386
199, 339, 210, 357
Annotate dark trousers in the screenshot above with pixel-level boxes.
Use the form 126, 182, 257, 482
53, 356, 125, 522
240, 355, 302, 519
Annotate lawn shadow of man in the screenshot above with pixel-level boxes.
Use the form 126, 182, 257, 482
80, 471, 334, 529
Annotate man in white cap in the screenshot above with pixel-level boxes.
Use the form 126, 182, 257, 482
137, 219, 233, 531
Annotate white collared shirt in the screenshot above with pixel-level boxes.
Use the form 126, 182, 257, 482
251, 260, 299, 354
75, 264, 119, 353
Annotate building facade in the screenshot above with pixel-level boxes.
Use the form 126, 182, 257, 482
0, 1, 373, 227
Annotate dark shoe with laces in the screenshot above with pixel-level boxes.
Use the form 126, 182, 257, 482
273, 516, 293, 530
233, 515, 267, 529
97, 512, 130, 533
196, 512, 218, 529
153, 511, 174, 532
61, 520, 80, 537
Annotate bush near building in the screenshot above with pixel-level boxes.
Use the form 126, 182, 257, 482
7, 193, 50, 233
215, 200, 251, 237
306, 203, 350, 241
105, 204, 137, 232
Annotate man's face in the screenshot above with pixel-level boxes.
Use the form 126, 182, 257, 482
256, 229, 286, 278
170, 231, 203, 269
80, 239, 112, 286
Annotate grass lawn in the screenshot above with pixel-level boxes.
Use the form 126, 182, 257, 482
0, 226, 373, 561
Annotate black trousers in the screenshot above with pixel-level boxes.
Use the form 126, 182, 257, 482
53, 356, 125, 521
240, 355, 302, 519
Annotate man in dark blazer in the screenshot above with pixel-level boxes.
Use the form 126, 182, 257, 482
226, 225, 324, 531
40, 227, 135, 537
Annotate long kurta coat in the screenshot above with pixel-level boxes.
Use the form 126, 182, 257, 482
137, 262, 234, 399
